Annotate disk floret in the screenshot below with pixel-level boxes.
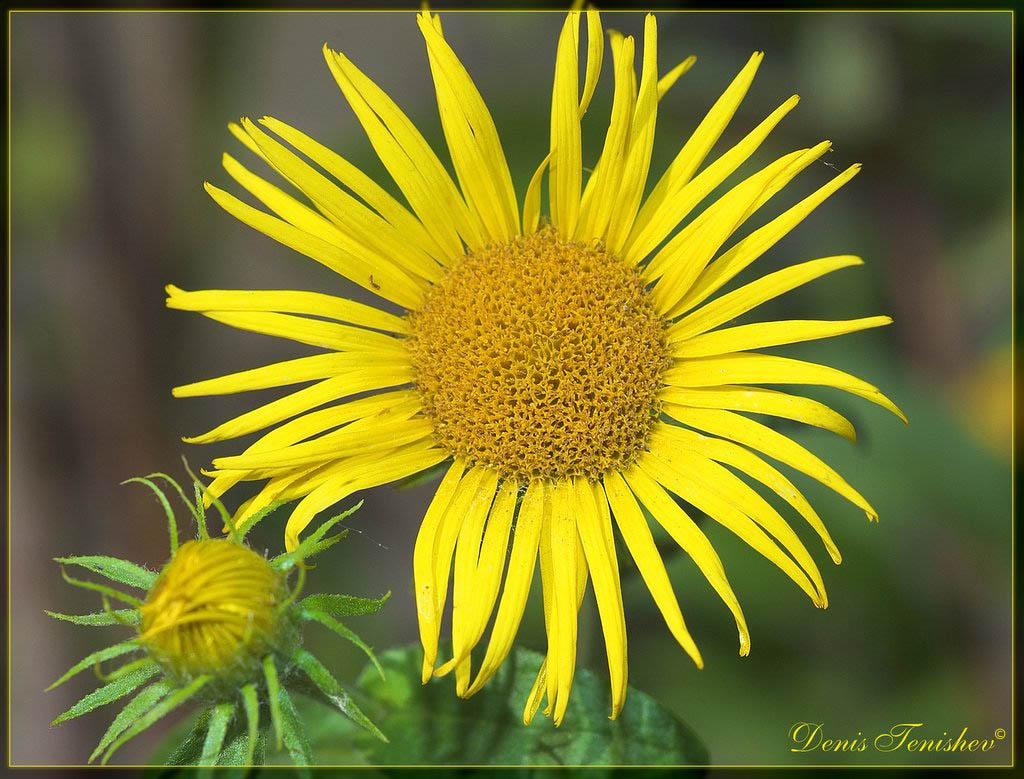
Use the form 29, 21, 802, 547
409, 228, 669, 482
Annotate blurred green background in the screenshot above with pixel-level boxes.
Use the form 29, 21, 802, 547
10, 9, 1012, 767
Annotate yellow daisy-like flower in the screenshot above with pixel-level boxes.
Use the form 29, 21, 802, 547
169, 10, 905, 726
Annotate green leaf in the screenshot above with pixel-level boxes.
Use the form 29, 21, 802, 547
52, 662, 159, 724
59, 566, 144, 608
313, 643, 709, 765
236, 498, 289, 540
263, 655, 284, 752
199, 702, 235, 766
240, 682, 260, 765
299, 607, 384, 679
46, 608, 140, 626
48, 640, 140, 690
90, 679, 175, 763
289, 648, 386, 742
218, 726, 266, 767
54, 555, 157, 590
296, 591, 390, 619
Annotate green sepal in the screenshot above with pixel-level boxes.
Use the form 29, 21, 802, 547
277, 685, 312, 768
54, 555, 157, 590
262, 655, 284, 752
235, 499, 290, 540
90, 679, 175, 763
289, 647, 386, 743
161, 709, 208, 767
101, 674, 212, 765
45, 608, 139, 626
218, 726, 266, 767
297, 591, 390, 618
121, 476, 179, 555
299, 607, 384, 679
59, 567, 143, 608
48, 640, 139, 690
240, 682, 260, 766
271, 501, 362, 570
199, 702, 234, 766
52, 662, 159, 725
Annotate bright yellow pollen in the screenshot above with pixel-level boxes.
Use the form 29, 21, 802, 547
138, 539, 282, 679
409, 229, 669, 482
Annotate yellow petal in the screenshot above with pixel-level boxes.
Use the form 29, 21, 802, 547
603, 472, 703, 668
204, 182, 423, 309
649, 431, 826, 606
621, 463, 750, 656
166, 285, 410, 335
678, 163, 861, 314
418, 13, 519, 242
625, 92, 797, 264
633, 52, 764, 248
198, 310, 408, 355
659, 385, 857, 443
257, 115, 450, 267
662, 351, 907, 422
521, 153, 551, 236
651, 422, 842, 564
322, 45, 480, 254
284, 443, 448, 550
667, 256, 864, 342
574, 479, 627, 718
672, 316, 893, 359
414, 459, 466, 679
578, 9, 604, 117
180, 367, 413, 444
664, 404, 882, 521
549, 11, 584, 237
467, 480, 546, 696
605, 15, 660, 255
657, 55, 697, 100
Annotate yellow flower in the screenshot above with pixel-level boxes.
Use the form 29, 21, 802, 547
168, 10, 905, 725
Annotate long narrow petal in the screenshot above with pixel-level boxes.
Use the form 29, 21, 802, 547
605, 14, 660, 254
522, 153, 551, 235
656, 55, 697, 99
640, 449, 821, 606
258, 115, 450, 267
662, 352, 907, 421
418, 13, 519, 241
578, 9, 604, 117
198, 310, 408, 355
575, 32, 636, 242
651, 422, 842, 563
204, 182, 423, 309
659, 385, 857, 443
664, 404, 881, 520
180, 367, 413, 444
239, 118, 441, 286
166, 285, 410, 335
672, 316, 893, 359
549, 11, 583, 237
649, 151, 817, 315
283, 443, 449, 550
467, 480, 546, 696
549, 479, 579, 725
632, 52, 764, 246
677, 163, 861, 314
436, 468, 501, 687
624, 93, 799, 264
323, 45, 480, 254
667, 256, 863, 341
621, 464, 750, 655
603, 472, 703, 667
413, 459, 466, 679
649, 430, 827, 606
574, 478, 627, 718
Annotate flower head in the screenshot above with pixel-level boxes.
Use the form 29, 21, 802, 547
169, 10, 905, 726
48, 472, 387, 765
